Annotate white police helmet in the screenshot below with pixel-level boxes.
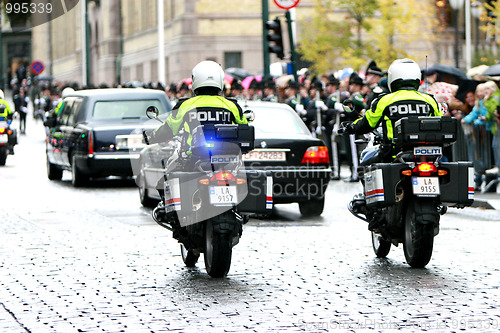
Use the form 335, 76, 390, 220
387, 58, 421, 92
191, 61, 225, 93
62, 87, 75, 98
0, 89, 4, 100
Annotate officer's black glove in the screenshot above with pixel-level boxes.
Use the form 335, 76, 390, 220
142, 129, 153, 145
337, 121, 355, 135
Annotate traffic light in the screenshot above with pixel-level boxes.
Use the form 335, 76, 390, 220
266, 17, 284, 60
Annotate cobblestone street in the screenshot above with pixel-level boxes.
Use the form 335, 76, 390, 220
1, 120, 500, 332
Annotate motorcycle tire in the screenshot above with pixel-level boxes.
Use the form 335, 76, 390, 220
204, 219, 232, 278
180, 244, 200, 267
371, 231, 391, 258
403, 200, 435, 268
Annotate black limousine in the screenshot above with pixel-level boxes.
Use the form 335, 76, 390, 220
46, 88, 171, 186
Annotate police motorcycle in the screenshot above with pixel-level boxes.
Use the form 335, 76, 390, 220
339, 115, 474, 268
0, 119, 17, 166
143, 106, 272, 277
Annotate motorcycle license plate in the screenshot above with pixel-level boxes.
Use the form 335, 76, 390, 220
209, 186, 238, 206
0, 135, 7, 143
412, 177, 440, 196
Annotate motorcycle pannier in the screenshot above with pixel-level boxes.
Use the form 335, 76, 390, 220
393, 116, 457, 147
237, 170, 274, 214
439, 162, 474, 206
363, 163, 407, 209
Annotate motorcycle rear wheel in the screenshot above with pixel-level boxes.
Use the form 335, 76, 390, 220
180, 244, 200, 267
204, 219, 232, 278
403, 200, 435, 268
371, 231, 391, 258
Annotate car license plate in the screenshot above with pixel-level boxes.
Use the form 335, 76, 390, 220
209, 186, 237, 205
0, 135, 7, 143
116, 134, 145, 148
243, 150, 286, 161
412, 177, 440, 196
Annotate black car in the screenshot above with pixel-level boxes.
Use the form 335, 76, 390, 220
137, 101, 331, 216
46, 88, 171, 186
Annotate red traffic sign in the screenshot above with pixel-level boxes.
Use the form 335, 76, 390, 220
31, 60, 45, 75
273, 0, 300, 10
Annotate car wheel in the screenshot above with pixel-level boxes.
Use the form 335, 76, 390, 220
299, 197, 325, 217
46, 155, 63, 180
0, 148, 7, 166
71, 155, 89, 187
138, 172, 157, 208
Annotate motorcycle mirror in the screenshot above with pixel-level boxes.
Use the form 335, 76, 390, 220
243, 110, 255, 122
354, 139, 369, 145
146, 106, 159, 119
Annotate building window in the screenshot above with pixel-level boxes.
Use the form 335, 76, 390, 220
224, 52, 242, 69
136, 63, 144, 81
151, 60, 158, 83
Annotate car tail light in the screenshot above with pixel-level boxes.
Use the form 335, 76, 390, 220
0, 128, 5, 134
301, 146, 329, 164
88, 131, 94, 157
412, 162, 437, 176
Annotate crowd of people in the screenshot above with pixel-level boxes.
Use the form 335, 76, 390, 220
5, 59, 500, 193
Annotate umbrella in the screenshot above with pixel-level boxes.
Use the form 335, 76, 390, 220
225, 68, 254, 80
275, 74, 294, 88
482, 62, 500, 77
34, 74, 53, 81
224, 74, 234, 85
467, 65, 489, 78
432, 64, 467, 82
241, 75, 262, 89
455, 79, 482, 103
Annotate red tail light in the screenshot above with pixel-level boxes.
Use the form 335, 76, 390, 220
211, 171, 236, 185
88, 131, 94, 156
0, 128, 5, 134
301, 146, 329, 164
413, 162, 437, 176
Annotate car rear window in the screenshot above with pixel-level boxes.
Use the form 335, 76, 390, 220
92, 100, 166, 119
251, 106, 311, 135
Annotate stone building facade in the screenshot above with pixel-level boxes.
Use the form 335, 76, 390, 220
32, 0, 309, 86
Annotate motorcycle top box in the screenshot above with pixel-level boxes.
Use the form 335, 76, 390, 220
393, 116, 458, 147
191, 123, 255, 155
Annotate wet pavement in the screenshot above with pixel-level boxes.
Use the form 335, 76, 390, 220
1, 116, 500, 332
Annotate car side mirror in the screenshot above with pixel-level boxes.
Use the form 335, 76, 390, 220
244, 110, 255, 122
146, 106, 159, 119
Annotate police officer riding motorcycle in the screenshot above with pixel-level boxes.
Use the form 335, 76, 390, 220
338, 59, 474, 267
0, 89, 17, 166
144, 61, 267, 277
